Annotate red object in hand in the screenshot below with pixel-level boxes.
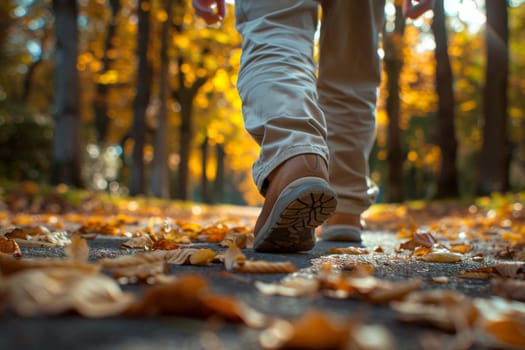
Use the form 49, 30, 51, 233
402, 0, 434, 19
192, 0, 225, 25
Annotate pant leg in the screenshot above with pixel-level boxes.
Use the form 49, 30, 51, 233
317, 0, 382, 215
235, 0, 328, 195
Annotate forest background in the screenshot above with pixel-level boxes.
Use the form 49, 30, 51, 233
0, 0, 524, 207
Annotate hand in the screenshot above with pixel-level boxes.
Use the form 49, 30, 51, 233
402, 0, 434, 19
192, 0, 225, 25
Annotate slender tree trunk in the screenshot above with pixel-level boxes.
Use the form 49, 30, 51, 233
94, 0, 120, 145
200, 136, 211, 203
478, 1, 510, 195
172, 58, 207, 200
383, 4, 405, 202
151, 0, 173, 198
177, 89, 192, 200
432, 0, 459, 198
213, 143, 225, 203
51, 0, 82, 187
130, 0, 151, 196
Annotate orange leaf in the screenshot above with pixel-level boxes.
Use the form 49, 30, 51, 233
259, 310, 350, 350
0, 237, 22, 257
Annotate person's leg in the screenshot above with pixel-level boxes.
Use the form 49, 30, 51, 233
317, 0, 382, 241
235, 0, 336, 252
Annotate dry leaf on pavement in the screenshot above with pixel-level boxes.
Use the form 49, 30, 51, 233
392, 289, 478, 332
259, 309, 351, 350
65, 236, 89, 262
0, 237, 22, 257
399, 231, 438, 250
1, 268, 136, 317
255, 277, 320, 297
0, 252, 100, 276
224, 243, 296, 273
131, 274, 267, 327
418, 249, 463, 263
328, 247, 369, 255
120, 235, 154, 250
474, 297, 525, 350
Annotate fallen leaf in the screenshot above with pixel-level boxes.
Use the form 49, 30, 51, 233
200, 294, 268, 328
120, 235, 154, 250
0, 252, 100, 275
474, 298, 525, 349
418, 249, 463, 263
65, 236, 89, 263
492, 279, 525, 301
259, 310, 351, 350
151, 239, 182, 250
0, 237, 22, 257
399, 231, 438, 250
235, 260, 297, 274
189, 248, 216, 266
219, 232, 254, 249
328, 247, 369, 255
429, 276, 450, 284
255, 278, 319, 297
392, 290, 478, 332
98, 248, 202, 269
2, 268, 136, 317
133, 274, 208, 317
224, 243, 246, 271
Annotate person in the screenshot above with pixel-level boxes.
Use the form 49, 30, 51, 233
192, 0, 433, 253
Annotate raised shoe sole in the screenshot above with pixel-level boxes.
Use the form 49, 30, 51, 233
253, 177, 337, 253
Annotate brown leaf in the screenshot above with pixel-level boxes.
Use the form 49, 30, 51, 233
328, 247, 369, 255
219, 232, 254, 249
120, 235, 154, 250
0, 237, 22, 257
224, 242, 246, 271
151, 239, 181, 251
259, 310, 351, 350
399, 231, 438, 250
492, 279, 525, 301
133, 274, 208, 317
200, 294, 268, 328
234, 260, 296, 274
65, 236, 89, 263
98, 249, 201, 269
255, 278, 319, 297
0, 252, 99, 276
5, 225, 49, 239
392, 290, 478, 332
188, 248, 216, 266
418, 249, 463, 263
474, 298, 525, 349
112, 262, 167, 284
2, 268, 136, 317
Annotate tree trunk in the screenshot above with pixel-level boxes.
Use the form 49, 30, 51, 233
129, 0, 151, 196
200, 136, 212, 203
176, 88, 192, 200
93, 0, 120, 145
213, 143, 225, 203
432, 0, 459, 198
172, 57, 208, 200
51, 0, 83, 187
383, 4, 405, 202
478, 1, 510, 195
151, 0, 172, 198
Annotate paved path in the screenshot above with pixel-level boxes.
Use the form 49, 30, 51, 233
1, 228, 500, 350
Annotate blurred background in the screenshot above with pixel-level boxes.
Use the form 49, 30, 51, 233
0, 0, 524, 207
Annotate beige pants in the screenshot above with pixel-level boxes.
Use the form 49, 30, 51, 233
235, 0, 381, 215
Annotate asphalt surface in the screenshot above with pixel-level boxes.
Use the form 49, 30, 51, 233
0, 229, 500, 350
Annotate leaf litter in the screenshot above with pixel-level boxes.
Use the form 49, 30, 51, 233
1, 184, 525, 349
